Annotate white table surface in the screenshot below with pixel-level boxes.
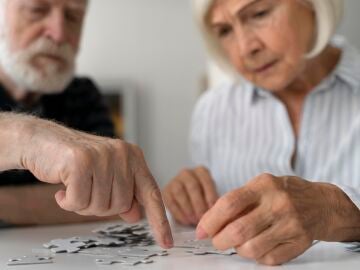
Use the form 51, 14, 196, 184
0, 221, 359, 270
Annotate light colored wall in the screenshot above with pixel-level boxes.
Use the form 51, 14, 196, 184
77, 0, 206, 187
77, 0, 360, 187
338, 0, 360, 48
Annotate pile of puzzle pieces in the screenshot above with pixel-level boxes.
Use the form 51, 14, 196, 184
7, 223, 236, 267
43, 223, 155, 253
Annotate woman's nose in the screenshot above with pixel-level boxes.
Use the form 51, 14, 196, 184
234, 27, 263, 58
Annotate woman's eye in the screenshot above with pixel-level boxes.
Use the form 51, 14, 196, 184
216, 27, 232, 38
252, 9, 271, 19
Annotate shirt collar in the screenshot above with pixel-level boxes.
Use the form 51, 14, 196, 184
243, 35, 360, 105
331, 35, 360, 92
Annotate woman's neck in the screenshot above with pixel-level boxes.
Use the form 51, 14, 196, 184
276, 45, 342, 102
273, 45, 342, 138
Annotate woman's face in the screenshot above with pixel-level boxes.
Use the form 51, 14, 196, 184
208, 0, 315, 92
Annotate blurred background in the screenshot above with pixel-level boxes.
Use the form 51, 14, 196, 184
77, 0, 360, 187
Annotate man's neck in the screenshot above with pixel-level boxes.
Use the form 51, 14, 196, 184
0, 67, 41, 105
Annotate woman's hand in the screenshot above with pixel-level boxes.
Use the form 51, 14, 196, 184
163, 166, 219, 225
196, 173, 360, 265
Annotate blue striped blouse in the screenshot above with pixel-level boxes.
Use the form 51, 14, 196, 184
190, 36, 360, 210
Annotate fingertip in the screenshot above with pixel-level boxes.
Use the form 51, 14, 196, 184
164, 236, 174, 249
55, 190, 66, 208
151, 218, 173, 249
160, 227, 174, 249
196, 224, 208, 240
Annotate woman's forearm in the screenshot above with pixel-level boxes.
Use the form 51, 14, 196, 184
322, 183, 360, 242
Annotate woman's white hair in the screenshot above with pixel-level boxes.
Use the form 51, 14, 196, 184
192, 0, 344, 78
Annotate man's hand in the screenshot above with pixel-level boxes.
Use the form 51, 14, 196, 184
163, 166, 218, 225
1, 114, 173, 248
196, 173, 360, 265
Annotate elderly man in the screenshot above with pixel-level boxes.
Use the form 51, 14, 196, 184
0, 0, 173, 249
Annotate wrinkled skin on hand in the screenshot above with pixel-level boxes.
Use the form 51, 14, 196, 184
196, 173, 360, 265
15, 117, 173, 248
163, 166, 219, 225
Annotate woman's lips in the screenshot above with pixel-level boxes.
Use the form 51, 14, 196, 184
252, 60, 278, 73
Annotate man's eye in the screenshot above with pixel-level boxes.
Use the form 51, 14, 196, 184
65, 11, 84, 24
26, 5, 49, 19
29, 6, 48, 15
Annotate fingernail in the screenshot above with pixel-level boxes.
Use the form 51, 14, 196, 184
165, 233, 174, 248
196, 225, 208, 240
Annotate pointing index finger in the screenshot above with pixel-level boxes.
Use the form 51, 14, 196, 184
135, 172, 173, 249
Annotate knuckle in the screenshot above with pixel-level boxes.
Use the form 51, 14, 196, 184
217, 190, 248, 215
178, 169, 192, 179
241, 241, 261, 259
186, 178, 200, 190
254, 173, 276, 186
149, 186, 163, 203
228, 221, 247, 242
261, 255, 280, 266
217, 195, 237, 215
113, 139, 129, 155
196, 166, 209, 175
286, 219, 308, 238
69, 147, 93, 167
272, 192, 294, 217
172, 182, 184, 194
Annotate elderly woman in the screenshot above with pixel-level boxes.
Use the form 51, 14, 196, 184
163, 0, 360, 265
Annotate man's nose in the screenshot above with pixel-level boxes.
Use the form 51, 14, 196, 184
43, 11, 67, 45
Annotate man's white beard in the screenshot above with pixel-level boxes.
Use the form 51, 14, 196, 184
0, 35, 76, 94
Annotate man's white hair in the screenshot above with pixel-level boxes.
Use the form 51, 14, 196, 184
192, 0, 344, 79
0, 0, 7, 30
0, 0, 78, 93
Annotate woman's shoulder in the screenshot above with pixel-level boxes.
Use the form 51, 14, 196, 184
332, 36, 360, 90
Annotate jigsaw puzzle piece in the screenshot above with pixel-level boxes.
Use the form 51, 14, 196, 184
95, 256, 153, 266
7, 255, 53, 266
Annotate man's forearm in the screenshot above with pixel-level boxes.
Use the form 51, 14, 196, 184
0, 184, 118, 225
0, 113, 30, 171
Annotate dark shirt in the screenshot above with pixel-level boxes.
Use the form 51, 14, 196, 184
0, 77, 115, 186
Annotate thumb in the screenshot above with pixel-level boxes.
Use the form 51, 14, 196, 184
54, 189, 66, 206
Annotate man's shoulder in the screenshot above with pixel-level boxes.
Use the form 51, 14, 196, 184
63, 76, 101, 95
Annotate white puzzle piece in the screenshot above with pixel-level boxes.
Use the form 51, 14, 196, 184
7, 255, 53, 266
95, 256, 153, 266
